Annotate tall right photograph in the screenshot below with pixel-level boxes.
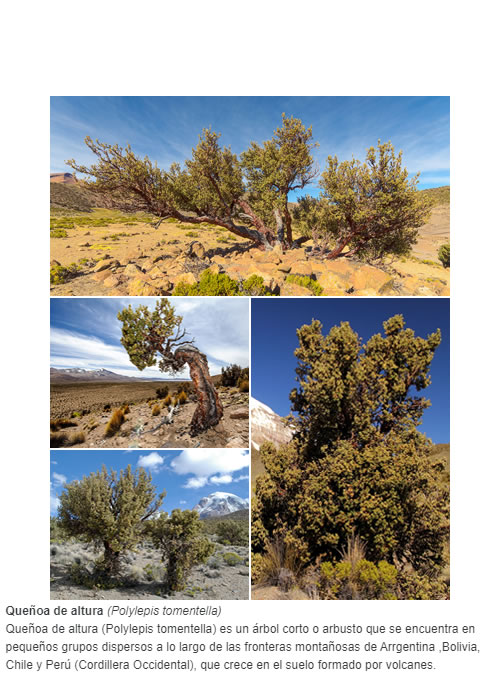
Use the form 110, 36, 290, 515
250, 297, 450, 600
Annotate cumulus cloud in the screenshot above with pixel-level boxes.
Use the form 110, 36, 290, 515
209, 474, 233, 484
137, 452, 165, 472
170, 449, 249, 490
184, 476, 208, 489
52, 472, 67, 486
170, 449, 249, 477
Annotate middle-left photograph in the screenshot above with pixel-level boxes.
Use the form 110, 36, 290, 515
50, 297, 249, 449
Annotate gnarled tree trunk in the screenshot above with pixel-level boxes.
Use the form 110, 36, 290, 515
174, 346, 223, 435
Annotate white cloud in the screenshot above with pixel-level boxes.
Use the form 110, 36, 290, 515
137, 452, 165, 472
52, 472, 67, 486
179, 500, 187, 505
209, 474, 233, 484
184, 476, 208, 489
50, 493, 60, 513
170, 449, 249, 477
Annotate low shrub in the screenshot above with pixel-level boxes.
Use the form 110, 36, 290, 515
223, 552, 243, 566
238, 379, 249, 393
215, 520, 248, 546
105, 408, 125, 437
438, 242, 450, 268
241, 274, 272, 296
156, 385, 169, 399
152, 404, 161, 416
318, 558, 398, 600
50, 419, 78, 431
176, 391, 188, 406
50, 432, 68, 448
285, 274, 323, 296
173, 270, 240, 296
163, 394, 172, 408
50, 229, 68, 238
69, 431, 86, 446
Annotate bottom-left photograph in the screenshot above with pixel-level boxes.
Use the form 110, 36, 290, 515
50, 449, 250, 600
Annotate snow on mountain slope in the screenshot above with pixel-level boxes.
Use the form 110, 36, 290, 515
193, 492, 249, 519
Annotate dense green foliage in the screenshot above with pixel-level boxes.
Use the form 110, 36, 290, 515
285, 274, 323, 295
214, 519, 249, 546
58, 466, 164, 577
220, 364, 249, 387
118, 299, 189, 373
172, 270, 271, 296
147, 510, 214, 592
252, 315, 449, 599
293, 141, 431, 260
173, 270, 240, 296
67, 117, 428, 258
438, 242, 450, 268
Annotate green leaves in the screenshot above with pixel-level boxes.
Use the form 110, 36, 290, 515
147, 509, 215, 592
294, 140, 432, 260
252, 315, 449, 596
118, 299, 185, 372
58, 465, 165, 577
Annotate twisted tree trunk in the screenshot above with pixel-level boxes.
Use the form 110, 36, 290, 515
174, 346, 223, 435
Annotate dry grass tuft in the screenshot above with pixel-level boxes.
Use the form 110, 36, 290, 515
105, 409, 125, 437
69, 431, 86, 446
50, 419, 78, 432
152, 404, 161, 416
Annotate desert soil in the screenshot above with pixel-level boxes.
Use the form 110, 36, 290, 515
50, 385, 249, 449
50, 206, 450, 297
50, 539, 249, 601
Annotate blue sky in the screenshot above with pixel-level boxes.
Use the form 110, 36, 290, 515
51, 96, 449, 192
50, 448, 249, 516
251, 298, 450, 443
50, 297, 249, 380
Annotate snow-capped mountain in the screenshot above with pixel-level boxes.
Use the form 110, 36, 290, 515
193, 492, 249, 519
250, 397, 294, 450
50, 367, 134, 382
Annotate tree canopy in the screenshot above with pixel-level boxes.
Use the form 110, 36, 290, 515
67, 117, 427, 259
293, 141, 431, 260
252, 315, 449, 599
117, 299, 223, 434
58, 465, 164, 576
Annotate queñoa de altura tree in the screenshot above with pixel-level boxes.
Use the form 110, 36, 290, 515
147, 509, 215, 593
58, 465, 165, 578
65, 115, 317, 251
67, 119, 430, 261
117, 299, 223, 435
252, 315, 449, 598
293, 141, 431, 260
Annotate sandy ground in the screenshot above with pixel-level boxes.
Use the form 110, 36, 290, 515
50, 205, 450, 297
50, 388, 249, 449
50, 539, 249, 601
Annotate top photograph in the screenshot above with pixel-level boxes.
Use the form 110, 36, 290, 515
50, 96, 450, 298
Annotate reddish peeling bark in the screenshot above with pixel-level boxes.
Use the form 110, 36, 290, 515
174, 346, 223, 435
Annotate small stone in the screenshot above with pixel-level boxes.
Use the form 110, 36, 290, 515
229, 408, 249, 420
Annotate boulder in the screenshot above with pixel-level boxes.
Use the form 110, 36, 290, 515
93, 258, 119, 273
229, 408, 249, 420
187, 241, 206, 258
123, 263, 143, 277
351, 265, 393, 293
127, 276, 162, 296
171, 272, 198, 286
280, 282, 315, 296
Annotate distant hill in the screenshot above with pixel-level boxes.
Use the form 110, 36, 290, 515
50, 172, 78, 184
421, 185, 450, 205
50, 183, 94, 212
50, 367, 139, 383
